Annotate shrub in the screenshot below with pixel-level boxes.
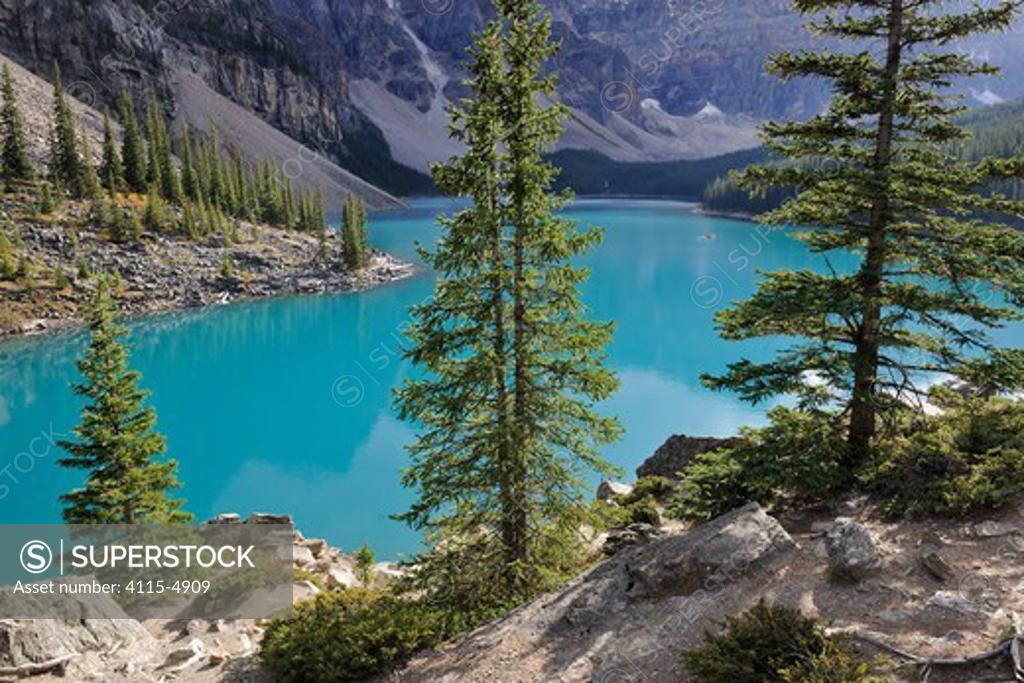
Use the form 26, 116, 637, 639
867, 395, 1024, 517
260, 587, 447, 683
355, 544, 376, 586
682, 601, 882, 683
669, 407, 848, 522
627, 495, 661, 525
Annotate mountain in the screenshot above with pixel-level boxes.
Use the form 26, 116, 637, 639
1, 0, 1022, 197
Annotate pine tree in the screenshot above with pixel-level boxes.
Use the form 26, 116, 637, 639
703, 0, 1024, 469
179, 124, 201, 202
117, 91, 147, 193
0, 63, 34, 183
58, 277, 191, 524
49, 64, 82, 197
99, 111, 123, 193
396, 0, 621, 615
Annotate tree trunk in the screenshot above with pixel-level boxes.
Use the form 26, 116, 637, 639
849, 0, 904, 464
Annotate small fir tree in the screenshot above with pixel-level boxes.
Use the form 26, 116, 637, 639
58, 277, 191, 524
49, 63, 83, 197
99, 110, 123, 192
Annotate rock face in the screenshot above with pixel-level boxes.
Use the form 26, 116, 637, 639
636, 434, 741, 480
595, 480, 633, 502
379, 503, 796, 683
2, 0, 1022, 179
0, 608, 154, 669
826, 519, 882, 581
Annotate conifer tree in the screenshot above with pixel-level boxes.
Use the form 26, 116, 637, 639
1, 63, 34, 183
99, 111, 123, 193
49, 64, 83, 197
703, 0, 1024, 468
79, 132, 102, 201
117, 91, 147, 193
340, 193, 369, 269
396, 0, 620, 614
58, 277, 191, 524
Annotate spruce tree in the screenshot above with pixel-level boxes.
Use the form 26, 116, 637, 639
99, 111, 123, 193
396, 0, 620, 614
117, 91, 147, 193
58, 277, 191, 524
703, 0, 1024, 468
49, 64, 82, 197
0, 63, 34, 183
340, 193, 369, 269
78, 132, 102, 201
180, 124, 201, 202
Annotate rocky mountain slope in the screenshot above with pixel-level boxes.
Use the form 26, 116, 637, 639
4, 0, 1021, 191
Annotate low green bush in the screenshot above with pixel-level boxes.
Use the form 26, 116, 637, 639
669, 407, 849, 522
260, 587, 446, 683
682, 601, 883, 683
626, 494, 661, 525
867, 394, 1024, 517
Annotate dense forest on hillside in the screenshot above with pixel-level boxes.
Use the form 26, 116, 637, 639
702, 98, 1024, 214
548, 148, 772, 199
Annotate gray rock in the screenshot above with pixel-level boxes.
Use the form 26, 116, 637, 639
246, 512, 293, 525
206, 512, 241, 524
0, 612, 154, 669
636, 434, 741, 480
826, 520, 881, 581
974, 521, 1017, 538
927, 590, 989, 615
595, 480, 633, 503
325, 565, 359, 590
602, 523, 665, 556
919, 551, 956, 583
293, 545, 316, 567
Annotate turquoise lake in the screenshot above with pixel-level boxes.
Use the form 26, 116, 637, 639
1, 199, 1021, 559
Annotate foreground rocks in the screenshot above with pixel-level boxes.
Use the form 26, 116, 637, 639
378, 504, 797, 683
0, 195, 416, 337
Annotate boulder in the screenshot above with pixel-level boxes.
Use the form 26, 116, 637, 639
826, 520, 881, 581
595, 480, 633, 503
325, 565, 359, 590
293, 545, 316, 567
919, 551, 956, 583
636, 434, 741, 480
246, 512, 293, 525
0, 610, 154, 670
205, 512, 241, 524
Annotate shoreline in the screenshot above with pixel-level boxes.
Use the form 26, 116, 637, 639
0, 196, 417, 341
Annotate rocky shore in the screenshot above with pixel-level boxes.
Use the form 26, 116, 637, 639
0, 195, 416, 338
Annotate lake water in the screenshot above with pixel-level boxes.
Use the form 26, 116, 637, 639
1, 199, 1020, 558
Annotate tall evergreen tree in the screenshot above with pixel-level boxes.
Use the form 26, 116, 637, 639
49, 63, 83, 197
99, 110, 123, 192
79, 132, 102, 201
340, 192, 369, 269
117, 91, 147, 193
396, 0, 620, 614
58, 277, 192, 524
0, 63, 34, 183
703, 0, 1024, 468
179, 124, 201, 202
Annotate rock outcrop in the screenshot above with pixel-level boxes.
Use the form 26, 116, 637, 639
636, 434, 741, 480
379, 503, 796, 683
